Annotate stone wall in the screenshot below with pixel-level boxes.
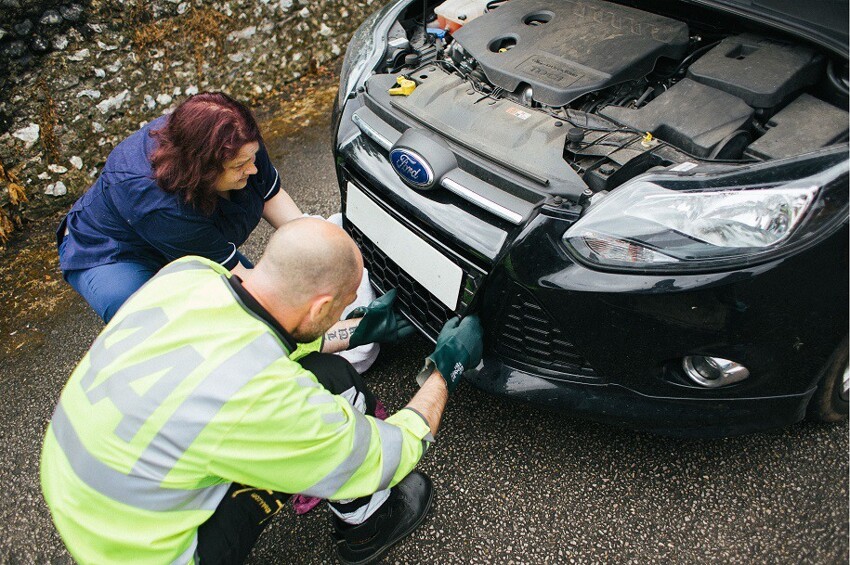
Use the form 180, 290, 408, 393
0, 0, 377, 241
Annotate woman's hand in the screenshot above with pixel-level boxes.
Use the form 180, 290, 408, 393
262, 190, 302, 229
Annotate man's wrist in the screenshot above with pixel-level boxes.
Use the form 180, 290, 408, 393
345, 318, 367, 348
425, 370, 449, 398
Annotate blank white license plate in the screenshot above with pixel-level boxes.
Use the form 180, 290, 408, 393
346, 183, 463, 310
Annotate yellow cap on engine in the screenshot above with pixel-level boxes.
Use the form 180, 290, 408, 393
389, 76, 417, 96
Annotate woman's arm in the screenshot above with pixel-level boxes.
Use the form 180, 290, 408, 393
135, 207, 249, 272
262, 189, 302, 229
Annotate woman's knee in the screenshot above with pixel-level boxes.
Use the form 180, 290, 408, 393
66, 262, 156, 323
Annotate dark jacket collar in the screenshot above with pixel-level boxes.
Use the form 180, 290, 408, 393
228, 275, 297, 353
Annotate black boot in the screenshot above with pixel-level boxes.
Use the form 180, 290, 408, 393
332, 471, 434, 565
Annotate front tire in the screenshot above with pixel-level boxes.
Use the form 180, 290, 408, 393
807, 336, 849, 422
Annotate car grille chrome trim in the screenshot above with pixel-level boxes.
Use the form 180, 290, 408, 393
441, 177, 525, 224
351, 107, 530, 225
352, 112, 392, 151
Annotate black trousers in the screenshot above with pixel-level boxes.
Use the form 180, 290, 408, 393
196, 352, 377, 565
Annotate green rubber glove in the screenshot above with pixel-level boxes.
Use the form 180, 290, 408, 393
347, 289, 416, 348
420, 315, 483, 393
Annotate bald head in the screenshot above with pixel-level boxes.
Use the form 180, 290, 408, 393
251, 218, 363, 308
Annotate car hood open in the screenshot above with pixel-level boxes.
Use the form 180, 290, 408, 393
687, 0, 848, 56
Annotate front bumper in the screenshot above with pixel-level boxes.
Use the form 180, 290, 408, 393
474, 358, 815, 437
334, 92, 849, 437
473, 357, 816, 437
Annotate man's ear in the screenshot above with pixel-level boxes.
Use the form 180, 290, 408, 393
306, 294, 334, 324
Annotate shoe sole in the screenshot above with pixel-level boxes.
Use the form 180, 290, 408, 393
336, 483, 435, 565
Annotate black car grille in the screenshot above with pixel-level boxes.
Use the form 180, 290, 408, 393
347, 212, 595, 378
346, 223, 467, 339
495, 286, 598, 379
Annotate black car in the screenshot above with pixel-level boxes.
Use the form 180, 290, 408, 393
332, 0, 849, 436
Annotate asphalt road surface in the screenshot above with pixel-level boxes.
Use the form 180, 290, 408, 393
1, 110, 847, 564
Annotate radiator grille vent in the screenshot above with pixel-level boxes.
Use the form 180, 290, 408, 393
347, 222, 459, 339
495, 286, 598, 379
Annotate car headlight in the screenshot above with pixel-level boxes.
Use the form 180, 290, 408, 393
564, 149, 848, 272
338, 0, 411, 107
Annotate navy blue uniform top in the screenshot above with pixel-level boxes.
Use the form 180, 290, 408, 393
58, 115, 281, 272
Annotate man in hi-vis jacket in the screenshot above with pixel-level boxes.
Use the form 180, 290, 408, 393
40, 218, 483, 565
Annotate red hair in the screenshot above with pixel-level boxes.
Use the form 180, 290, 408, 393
150, 92, 262, 215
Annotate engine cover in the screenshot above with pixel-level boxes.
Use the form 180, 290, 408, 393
452, 0, 689, 106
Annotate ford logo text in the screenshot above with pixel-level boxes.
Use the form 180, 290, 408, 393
390, 148, 434, 188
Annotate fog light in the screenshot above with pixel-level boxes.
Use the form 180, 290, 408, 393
682, 356, 750, 388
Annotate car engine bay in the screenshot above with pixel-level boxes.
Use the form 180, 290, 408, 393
368, 0, 849, 197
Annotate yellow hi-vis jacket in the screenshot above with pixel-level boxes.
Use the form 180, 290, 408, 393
40, 257, 432, 564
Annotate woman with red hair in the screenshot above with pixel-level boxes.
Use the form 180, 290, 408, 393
57, 92, 303, 323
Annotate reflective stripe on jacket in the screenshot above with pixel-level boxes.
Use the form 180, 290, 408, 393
40, 257, 431, 564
